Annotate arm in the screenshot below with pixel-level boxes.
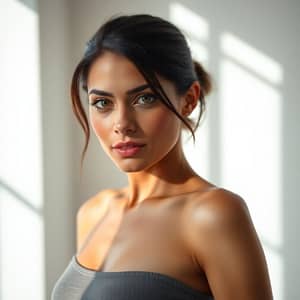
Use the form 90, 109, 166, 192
186, 188, 273, 300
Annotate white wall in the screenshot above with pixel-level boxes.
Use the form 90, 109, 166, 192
0, 0, 45, 299
38, 0, 75, 299
0, 2, 76, 299
68, 1, 300, 300
1, 0, 298, 299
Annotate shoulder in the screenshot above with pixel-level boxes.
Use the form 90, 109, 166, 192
76, 188, 118, 220
184, 187, 253, 260
183, 187, 250, 236
183, 188, 273, 299
76, 187, 125, 251
187, 187, 250, 228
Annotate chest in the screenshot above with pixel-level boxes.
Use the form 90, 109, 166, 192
77, 197, 211, 294
104, 202, 189, 272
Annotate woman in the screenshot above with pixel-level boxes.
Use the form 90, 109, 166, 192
51, 14, 273, 300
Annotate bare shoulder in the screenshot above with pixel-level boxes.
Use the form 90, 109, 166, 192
76, 187, 125, 251
184, 187, 273, 299
76, 188, 119, 219
186, 187, 250, 227
184, 187, 255, 260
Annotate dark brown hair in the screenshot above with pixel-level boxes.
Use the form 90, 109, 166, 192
70, 14, 212, 172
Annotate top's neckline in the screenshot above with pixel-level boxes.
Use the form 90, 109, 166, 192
72, 255, 213, 299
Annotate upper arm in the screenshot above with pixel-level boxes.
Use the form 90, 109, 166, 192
186, 189, 273, 300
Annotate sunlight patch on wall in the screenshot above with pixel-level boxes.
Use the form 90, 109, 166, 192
220, 60, 282, 246
220, 33, 283, 300
169, 2, 209, 41
221, 33, 283, 85
169, 2, 211, 180
185, 36, 209, 64
0, 1, 43, 209
0, 0, 44, 299
169, 2, 209, 64
0, 188, 44, 299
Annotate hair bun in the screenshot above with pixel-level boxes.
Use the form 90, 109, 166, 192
193, 60, 212, 97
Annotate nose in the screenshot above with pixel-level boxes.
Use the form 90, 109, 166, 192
113, 106, 137, 135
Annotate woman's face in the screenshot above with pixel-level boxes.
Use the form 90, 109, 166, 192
87, 51, 185, 173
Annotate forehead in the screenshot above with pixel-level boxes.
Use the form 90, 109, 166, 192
87, 51, 146, 92
86, 51, 180, 102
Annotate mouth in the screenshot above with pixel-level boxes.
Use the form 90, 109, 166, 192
112, 142, 146, 157
112, 141, 145, 149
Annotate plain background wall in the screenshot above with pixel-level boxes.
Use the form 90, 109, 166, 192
37, 0, 299, 299
38, 0, 76, 299
1, 1, 46, 299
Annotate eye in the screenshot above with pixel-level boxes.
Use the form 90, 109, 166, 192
91, 98, 111, 110
135, 93, 157, 105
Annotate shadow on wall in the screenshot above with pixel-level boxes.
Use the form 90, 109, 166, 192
18, 0, 37, 12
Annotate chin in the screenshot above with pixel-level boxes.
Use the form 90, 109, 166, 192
114, 159, 149, 173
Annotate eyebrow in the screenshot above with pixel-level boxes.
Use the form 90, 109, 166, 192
88, 84, 151, 97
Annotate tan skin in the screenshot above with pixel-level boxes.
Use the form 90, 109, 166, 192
76, 51, 273, 299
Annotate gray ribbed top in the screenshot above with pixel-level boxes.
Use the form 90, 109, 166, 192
51, 255, 214, 300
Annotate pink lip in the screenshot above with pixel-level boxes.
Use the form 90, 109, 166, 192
112, 141, 145, 149
112, 142, 146, 158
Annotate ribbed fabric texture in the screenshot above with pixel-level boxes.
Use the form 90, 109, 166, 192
51, 255, 214, 300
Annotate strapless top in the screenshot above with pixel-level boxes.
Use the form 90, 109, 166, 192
51, 255, 214, 300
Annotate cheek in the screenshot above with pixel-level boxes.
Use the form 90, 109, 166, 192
140, 108, 181, 141
89, 112, 111, 145
89, 107, 181, 147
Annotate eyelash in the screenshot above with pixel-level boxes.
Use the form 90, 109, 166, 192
91, 93, 158, 111
135, 93, 157, 105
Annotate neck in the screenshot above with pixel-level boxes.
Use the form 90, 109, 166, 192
123, 139, 200, 208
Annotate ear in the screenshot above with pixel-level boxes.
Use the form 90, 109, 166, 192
180, 81, 201, 117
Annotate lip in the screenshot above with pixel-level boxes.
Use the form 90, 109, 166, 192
112, 141, 146, 149
112, 141, 146, 158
